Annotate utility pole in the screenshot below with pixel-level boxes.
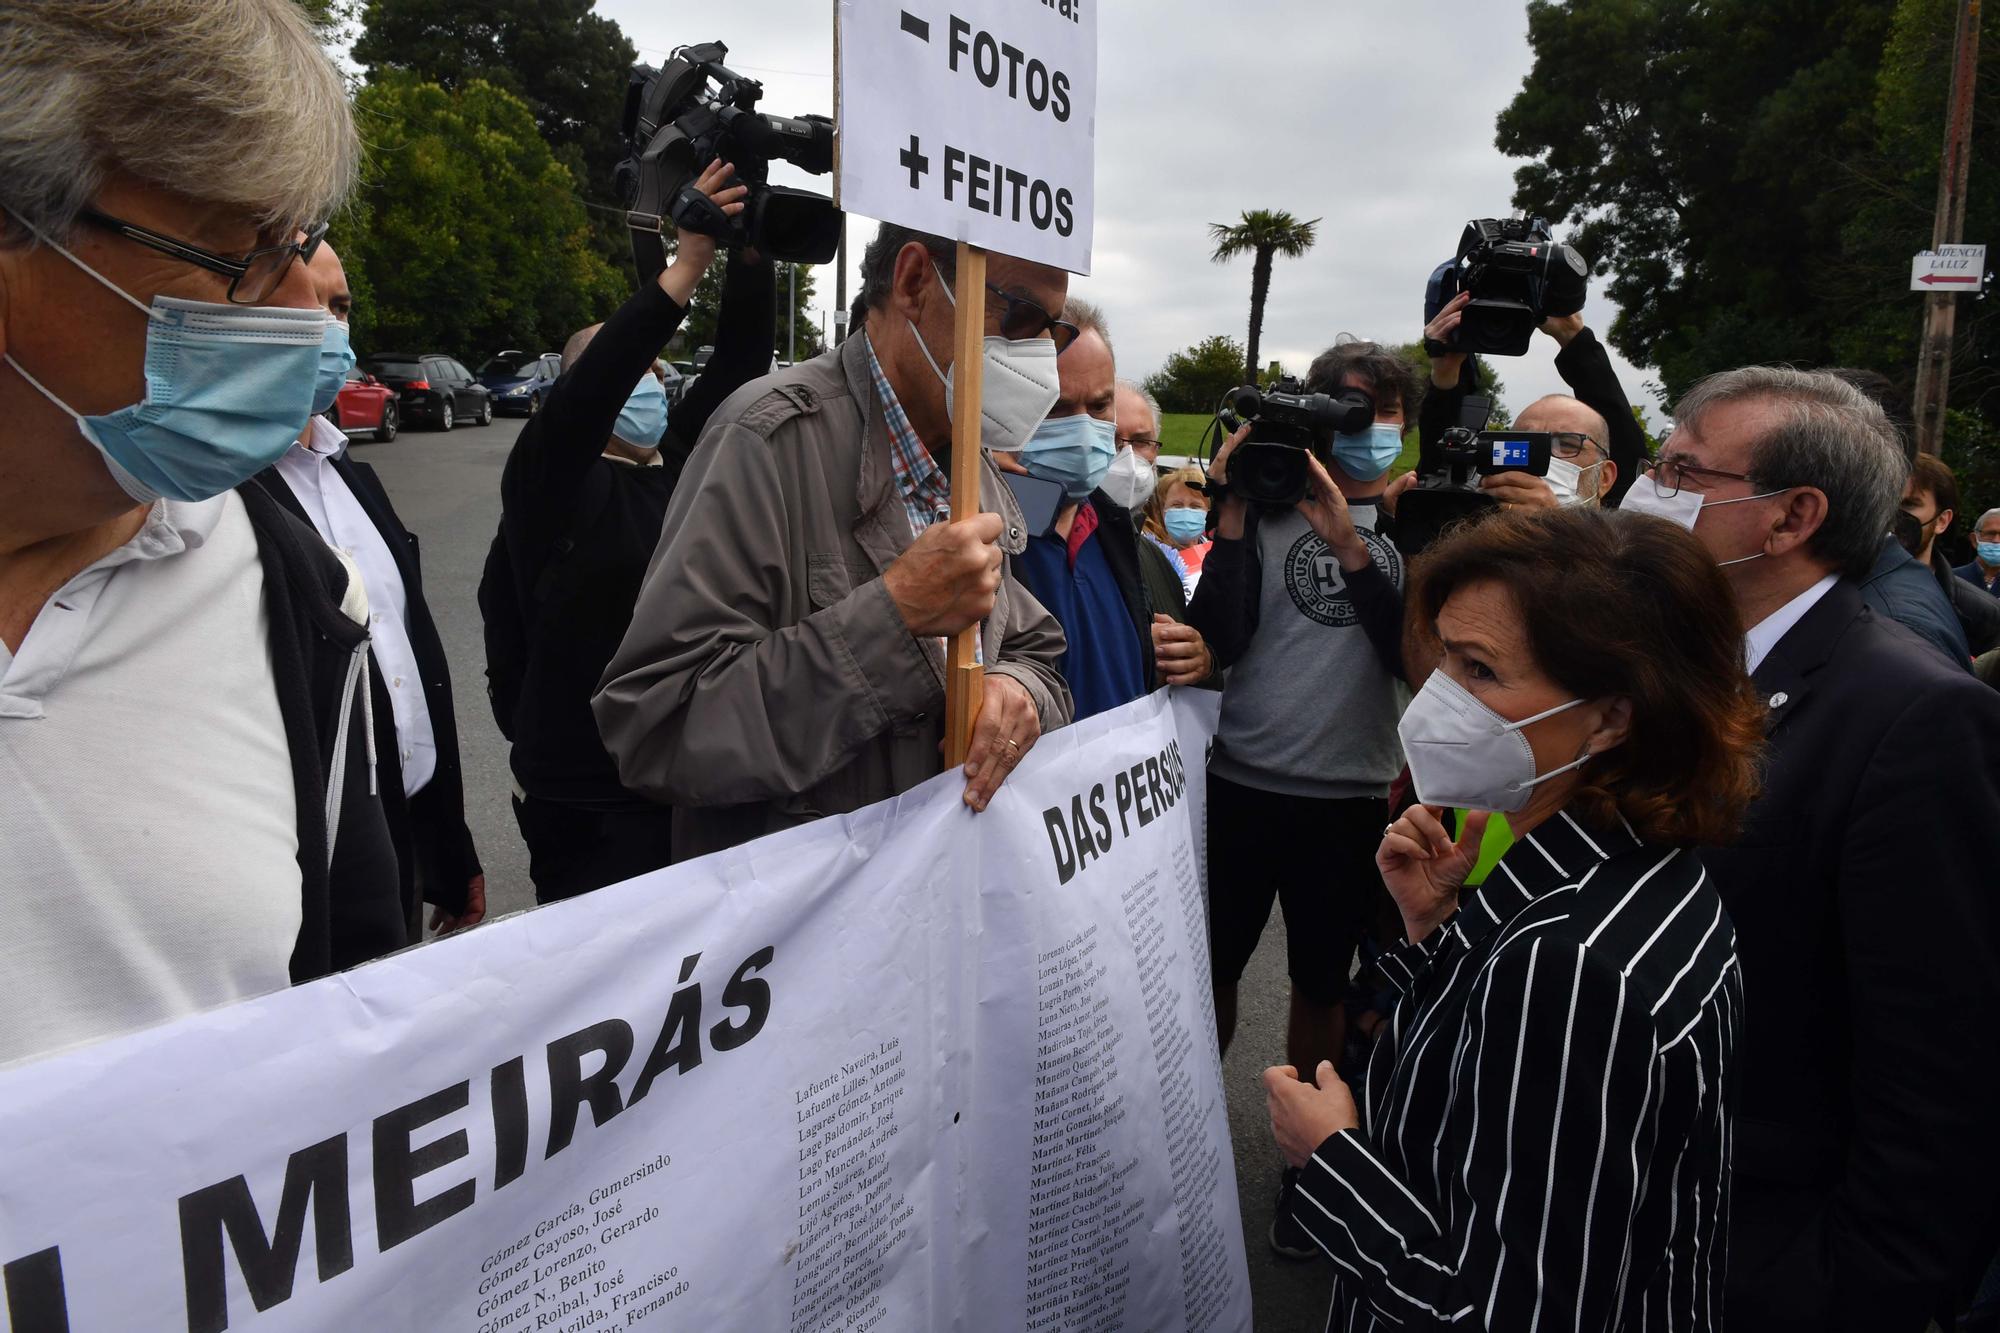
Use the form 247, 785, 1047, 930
788, 263, 798, 363
1914, 0, 1984, 455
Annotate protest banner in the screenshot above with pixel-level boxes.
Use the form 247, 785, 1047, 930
0, 690, 1248, 1333
836, 0, 1099, 762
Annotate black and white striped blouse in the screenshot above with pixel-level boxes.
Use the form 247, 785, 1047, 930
1291, 809, 1740, 1332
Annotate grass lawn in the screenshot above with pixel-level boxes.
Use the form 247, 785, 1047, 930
1156, 411, 1423, 477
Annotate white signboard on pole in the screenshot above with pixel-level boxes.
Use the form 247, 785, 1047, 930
836, 0, 1096, 274
0, 691, 1246, 1333
1912, 244, 1987, 291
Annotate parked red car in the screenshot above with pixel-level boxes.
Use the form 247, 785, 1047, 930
326, 366, 400, 443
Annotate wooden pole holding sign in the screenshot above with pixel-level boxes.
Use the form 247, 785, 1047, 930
944, 241, 988, 768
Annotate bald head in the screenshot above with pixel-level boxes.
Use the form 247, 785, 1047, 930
1514, 394, 1610, 454
563, 323, 603, 370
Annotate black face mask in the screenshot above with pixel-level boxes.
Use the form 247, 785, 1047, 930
1892, 508, 1927, 558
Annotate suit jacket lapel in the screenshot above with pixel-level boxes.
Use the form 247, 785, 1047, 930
1750, 579, 1863, 737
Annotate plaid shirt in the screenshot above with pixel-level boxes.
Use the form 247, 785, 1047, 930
865, 334, 953, 539
864, 334, 981, 664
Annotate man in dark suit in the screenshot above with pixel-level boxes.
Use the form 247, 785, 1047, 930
257, 243, 484, 937
1637, 366, 2000, 1332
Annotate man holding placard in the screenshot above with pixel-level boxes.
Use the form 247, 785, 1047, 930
594, 224, 1074, 859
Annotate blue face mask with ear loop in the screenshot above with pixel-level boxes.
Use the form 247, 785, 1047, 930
1331, 422, 1405, 481
614, 372, 669, 447
312, 318, 357, 416
2, 226, 327, 504
1163, 507, 1209, 544
1022, 413, 1119, 500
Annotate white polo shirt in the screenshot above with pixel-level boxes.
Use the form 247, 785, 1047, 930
0, 492, 301, 1067
275, 416, 437, 796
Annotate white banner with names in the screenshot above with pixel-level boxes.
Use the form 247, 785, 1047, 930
0, 690, 1244, 1333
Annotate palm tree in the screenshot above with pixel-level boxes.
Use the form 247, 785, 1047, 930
1208, 211, 1321, 385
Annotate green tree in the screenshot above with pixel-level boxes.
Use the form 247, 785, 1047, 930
1144, 335, 1249, 414
1396, 343, 1511, 426
353, 0, 638, 269
1208, 211, 1320, 384
1496, 0, 1899, 399
335, 74, 624, 357
675, 260, 824, 364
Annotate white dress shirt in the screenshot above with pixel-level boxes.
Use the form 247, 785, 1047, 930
0, 493, 300, 1066
1745, 572, 1840, 674
275, 417, 437, 796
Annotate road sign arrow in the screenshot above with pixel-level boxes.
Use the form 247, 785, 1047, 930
1921, 272, 1981, 285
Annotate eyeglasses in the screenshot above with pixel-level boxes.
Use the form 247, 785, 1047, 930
1648, 454, 1756, 498
985, 283, 1081, 354
1549, 431, 1602, 461
1117, 435, 1163, 452
77, 207, 328, 305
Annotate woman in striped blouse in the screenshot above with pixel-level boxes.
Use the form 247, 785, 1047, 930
1265, 506, 1766, 1332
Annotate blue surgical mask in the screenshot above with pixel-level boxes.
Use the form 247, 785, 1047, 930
1980, 541, 2000, 566
1331, 422, 1404, 482
615, 373, 669, 448
3, 230, 326, 504
312, 319, 356, 416
1164, 506, 1208, 544
1022, 413, 1118, 500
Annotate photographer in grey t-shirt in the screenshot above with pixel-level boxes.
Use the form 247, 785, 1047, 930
1186, 340, 1418, 1259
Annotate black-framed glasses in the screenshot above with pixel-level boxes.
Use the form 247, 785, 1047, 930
1549, 431, 1602, 461
1648, 454, 1756, 498
985, 282, 1081, 353
1117, 434, 1163, 452
77, 207, 328, 305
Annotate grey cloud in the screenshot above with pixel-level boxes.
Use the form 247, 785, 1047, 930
598, 0, 1661, 419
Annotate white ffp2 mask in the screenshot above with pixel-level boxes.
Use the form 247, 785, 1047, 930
908, 261, 1061, 455
1099, 445, 1155, 512
1398, 671, 1594, 814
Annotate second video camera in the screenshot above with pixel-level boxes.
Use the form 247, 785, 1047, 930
1218, 378, 1376, 509
1426, 217, 1589, 358
1395, 415, 1555, 556
617, 41, 843, 280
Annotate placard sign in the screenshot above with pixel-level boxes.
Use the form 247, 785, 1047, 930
1912, 244, 1987, 291
837, 0, 1096, 274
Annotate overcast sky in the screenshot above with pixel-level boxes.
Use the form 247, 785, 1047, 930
596, 0, 1659, 416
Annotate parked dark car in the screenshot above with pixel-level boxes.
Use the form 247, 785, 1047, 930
326, 366, 398, 443
478, 350, 563, 417
364, 352, 493, 431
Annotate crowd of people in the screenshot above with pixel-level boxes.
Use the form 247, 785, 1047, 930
6, 3, 2000, 1332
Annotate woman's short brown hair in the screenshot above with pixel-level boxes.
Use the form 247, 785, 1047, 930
1407, 507, 1765, 847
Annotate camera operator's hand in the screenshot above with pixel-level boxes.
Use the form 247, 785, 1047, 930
883, 513, 1005, 638
1300, 456, 1372, 572
658, 160, 750, 307
1478, 471, 1560, 512
1424, 291, 1472, 388
1378, 805, 1488, 945
1381, 468, 1419, 519
1151, 614, 1213, 687
1538, 311, 1586, 348
1204, 422, 1253, 540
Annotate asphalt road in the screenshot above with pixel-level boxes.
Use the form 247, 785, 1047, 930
358, 415, 1337, 1330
